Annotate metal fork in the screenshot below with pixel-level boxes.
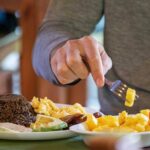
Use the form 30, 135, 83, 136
105, 78, 139, 101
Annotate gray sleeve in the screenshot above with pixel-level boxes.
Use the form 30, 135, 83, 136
32, 0, 104, 86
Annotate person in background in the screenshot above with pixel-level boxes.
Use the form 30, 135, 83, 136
33, 0, 150, 115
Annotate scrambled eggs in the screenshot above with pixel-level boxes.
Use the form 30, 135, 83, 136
31, 97, 86, 118
85, 109, 150, 133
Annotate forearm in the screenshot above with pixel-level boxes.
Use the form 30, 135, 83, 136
32, 0, 104, 86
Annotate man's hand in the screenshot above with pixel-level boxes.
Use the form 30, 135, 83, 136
51, 36, 112, 87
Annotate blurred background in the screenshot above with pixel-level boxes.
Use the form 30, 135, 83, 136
0, 0, 104, 109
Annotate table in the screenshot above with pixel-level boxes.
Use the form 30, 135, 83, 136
0, 136, 150, 150
0, 137, 87, 150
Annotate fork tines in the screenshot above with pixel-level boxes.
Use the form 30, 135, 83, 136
105, 78, 139, 101
109, 80, 125, 98
111, 80, 139, 100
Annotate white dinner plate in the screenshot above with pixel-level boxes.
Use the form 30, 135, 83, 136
70, 123, 150, 147
0, 130, 76, 140
0, 104, 99, 140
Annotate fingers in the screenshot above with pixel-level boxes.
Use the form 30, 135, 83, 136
51, 48, 78, 84
66, 42, 89, 79
51, 36, 112, 86
80, 37, 105, 87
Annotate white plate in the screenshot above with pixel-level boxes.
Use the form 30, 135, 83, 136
0, 104, 99, 140
70, 123, 150, 147
0, 130, 76, 140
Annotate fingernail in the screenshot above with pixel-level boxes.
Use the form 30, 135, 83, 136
96, 78, 104, 87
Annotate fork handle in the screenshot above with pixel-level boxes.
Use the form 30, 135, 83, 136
105, 78, 113, 87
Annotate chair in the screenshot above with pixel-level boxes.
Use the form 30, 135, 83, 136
0, 0, 87, 105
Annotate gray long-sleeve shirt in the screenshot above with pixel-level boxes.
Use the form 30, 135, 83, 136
33, 0, 150, 114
